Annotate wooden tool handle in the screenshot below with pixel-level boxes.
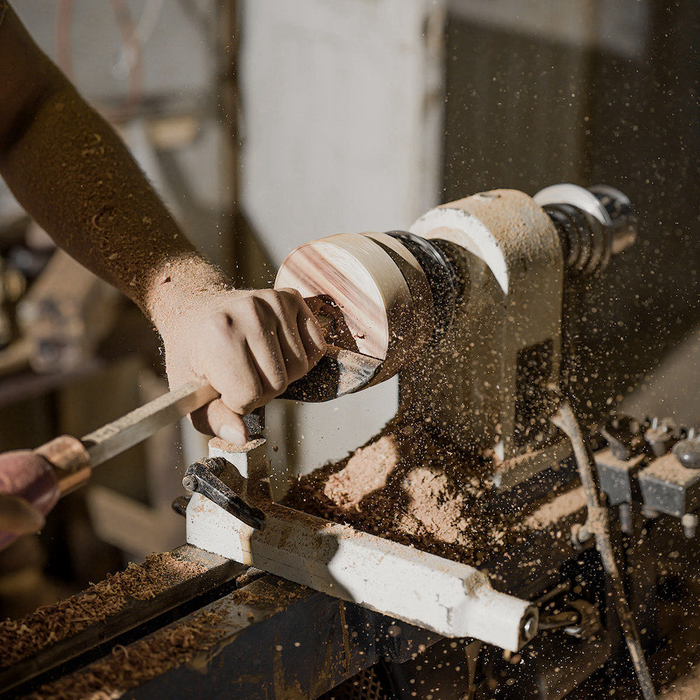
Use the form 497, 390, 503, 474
0, 450, 61, 551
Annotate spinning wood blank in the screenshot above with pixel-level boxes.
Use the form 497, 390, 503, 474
275, 232, 435, 384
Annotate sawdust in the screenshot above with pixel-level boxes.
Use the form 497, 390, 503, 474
21, 575, 305, 698
323, 435, 397, 510
0, 552, 205, 668
523, 485, 587, 531
23, 607, 227, 700
228, 577, 301, 609
3, 79, 210, 316
284, 408, 525, 564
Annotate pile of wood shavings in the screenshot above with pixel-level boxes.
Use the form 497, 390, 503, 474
284, 410, 525, 564
0, 552, 205, 668
659, 662, 700, 699
24, 607, 227, 700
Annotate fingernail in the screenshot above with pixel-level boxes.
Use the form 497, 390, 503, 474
220, 425, 247, 446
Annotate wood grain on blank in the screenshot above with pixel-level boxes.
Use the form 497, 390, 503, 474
275, 232, 435, 383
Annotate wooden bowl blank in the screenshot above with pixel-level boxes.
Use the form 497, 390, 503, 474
275, 232, 435, 384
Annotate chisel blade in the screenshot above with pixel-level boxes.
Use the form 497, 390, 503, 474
81, 381, 219, 467
280, 346, 383, 402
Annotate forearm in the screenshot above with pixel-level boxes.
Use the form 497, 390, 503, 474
0, 6, 325, 443
0, 81, 225, 316
0, 8, 225, 321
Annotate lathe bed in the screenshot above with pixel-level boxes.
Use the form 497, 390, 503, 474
4, 435, 700, 700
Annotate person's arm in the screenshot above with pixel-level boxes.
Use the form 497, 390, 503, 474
0, 6, 325, 445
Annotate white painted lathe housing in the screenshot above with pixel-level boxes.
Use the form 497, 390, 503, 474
408, 188, 569, 488
188, 186, 637, 656
186, 438, 538, 652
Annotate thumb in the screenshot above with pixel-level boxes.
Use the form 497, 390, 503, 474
0, 495, 45, 535
190, 398, 250, 446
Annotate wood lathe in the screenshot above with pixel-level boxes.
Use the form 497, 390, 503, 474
6, 184, 700, 700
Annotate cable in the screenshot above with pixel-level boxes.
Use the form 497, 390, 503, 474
54, 0, 144, 124
550, 400, 657, 700
111, 0, 164, 81
107, 0, 144, 123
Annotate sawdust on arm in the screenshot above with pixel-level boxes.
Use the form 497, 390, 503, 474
0, 7, 325, 442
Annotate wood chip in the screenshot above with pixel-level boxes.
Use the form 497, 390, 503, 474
284, 408, 527, 564
0, 552, 205, 668
24, 607, 227, 700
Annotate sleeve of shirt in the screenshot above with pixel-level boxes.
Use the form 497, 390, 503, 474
0, 1, 7, 29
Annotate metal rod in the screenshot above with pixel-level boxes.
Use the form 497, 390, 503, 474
81, 381, 219, 467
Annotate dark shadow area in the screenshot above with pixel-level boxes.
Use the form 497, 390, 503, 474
443, 1, 700, 426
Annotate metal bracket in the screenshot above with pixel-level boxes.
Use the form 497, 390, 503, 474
183, 457, 265, 530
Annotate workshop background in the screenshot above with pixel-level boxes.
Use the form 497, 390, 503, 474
0, 0, 698, 616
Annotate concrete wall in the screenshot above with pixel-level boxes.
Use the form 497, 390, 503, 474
240, 0, 446, 476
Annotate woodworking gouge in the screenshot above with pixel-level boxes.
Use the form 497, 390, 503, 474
0, 345, 383, 552
0, 381, 218, 552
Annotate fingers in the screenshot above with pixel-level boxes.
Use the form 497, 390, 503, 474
162, 287, 329, 443
216, 289, 324, 404
262, 291, 316, 385
191, 400, 249, 445
295, 299, 327, 367
0, 495, 45, 535
200, 317, 264, 416
243, 308, 289, 395
207, 294, 287, 412
273, 288, 326, 375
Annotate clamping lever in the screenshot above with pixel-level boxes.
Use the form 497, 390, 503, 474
182, 457, 266, 530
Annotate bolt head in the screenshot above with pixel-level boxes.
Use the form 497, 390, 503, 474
681, 513, 699, 538
522, 614, 537, 641
673, 439, 700, 469
182, 475, 198, 492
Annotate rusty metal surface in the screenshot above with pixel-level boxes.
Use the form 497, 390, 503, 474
119, 575, 435, 700
0, 545, 242, 698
